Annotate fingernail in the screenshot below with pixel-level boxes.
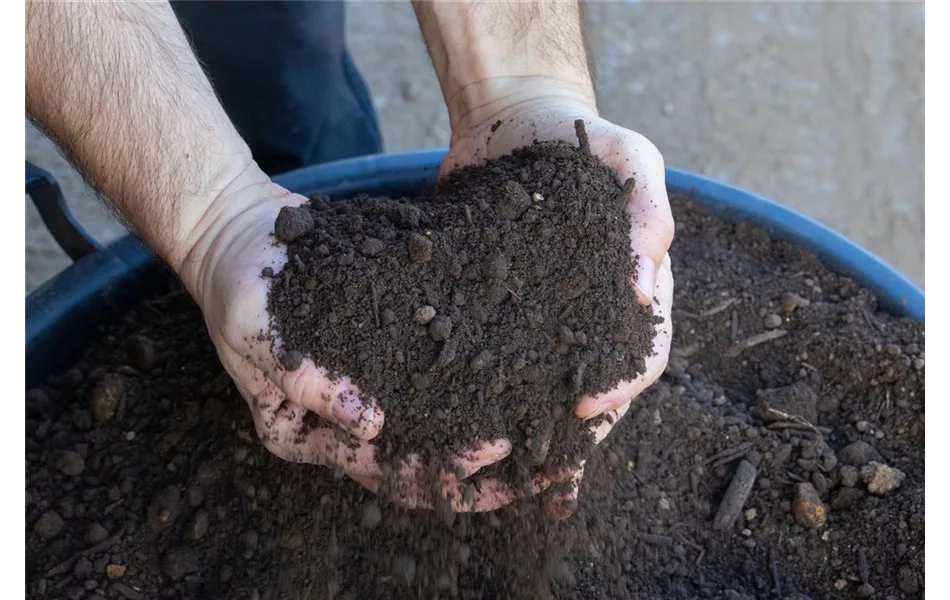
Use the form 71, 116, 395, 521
634, 255, 656, 305
484, 440, 512, 462
579, 402, 608, 420
332, 390, 373, 426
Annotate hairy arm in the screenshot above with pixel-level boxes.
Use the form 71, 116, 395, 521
25, 2, 259, 291
412, 0, 597, 131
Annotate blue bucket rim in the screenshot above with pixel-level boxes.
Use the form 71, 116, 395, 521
27, 148, 924, 343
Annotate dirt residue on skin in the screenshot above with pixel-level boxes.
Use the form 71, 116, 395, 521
25, 168, 923, 599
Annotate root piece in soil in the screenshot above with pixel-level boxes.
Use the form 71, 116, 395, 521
713, 459, 757, 530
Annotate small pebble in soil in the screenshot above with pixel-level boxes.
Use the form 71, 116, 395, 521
147, 487, 182, 532
91, 373, 124, 422
85, 522, 109, 545
839, 465, 860, 487
106, 564, 127, 579
414, 305, 437, 325
834, 579, 849, 590
832, 487, 866, 511
498, 181, 533, 220
855, 420, 871, 432
856, 583, 875, 598
428, 315, 453, 341
187, 511, 210, 540
34, 510, 64, 540
780, 292, 807, 314
860, 462, 906, 495
163, 546, 199, 581
360, 237, 385, 257
838, 440, 884, 466
792, 482, 826, 528
54, 450, 86, 476
74, 557, 93, 578
897, 566, 920, 594
469, 350, 493, 373
406, 233, 433, 264
764, 314, 783, 329
281, 349, 304, 372
127, 334, 159, 372
261, 266, 274, 278
274, 206, 314, 242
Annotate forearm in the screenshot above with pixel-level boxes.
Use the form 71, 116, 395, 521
412, 0, 598, 131
26, 2, 258, 276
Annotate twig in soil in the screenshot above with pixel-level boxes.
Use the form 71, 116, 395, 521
636, 532, 673, 547
730, 309, 739, 344
725, 329, 788, 358
370, 283, 381, 329
464, 204, 474, 226
702, 297, 738, 318
713, 459, 757, 531
703, 442, 753, 467
673, 533, 704, 553
46, 528, 126, 577
504, 284, 522, 301
672, 343, 700, 358
769, 547, 782, 597
622, 177, 636, 198
672, 309, 701, 320
761, 408, 820, 433
860, 307, 884, 333
857, 547, 870, 584
574, 119, 590, 152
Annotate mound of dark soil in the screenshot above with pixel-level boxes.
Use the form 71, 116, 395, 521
266, 125, 657, 490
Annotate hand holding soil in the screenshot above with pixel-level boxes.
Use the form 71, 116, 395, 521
262, 121, 670, 517
444, 107, 675, 517
178, 173, 512, 505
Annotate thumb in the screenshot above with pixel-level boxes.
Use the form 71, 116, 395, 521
616, 135, 674, 306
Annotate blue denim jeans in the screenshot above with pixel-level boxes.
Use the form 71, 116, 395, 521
171, 1, 383, 176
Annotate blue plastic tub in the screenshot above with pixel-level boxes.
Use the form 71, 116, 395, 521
25, 150, 924, 388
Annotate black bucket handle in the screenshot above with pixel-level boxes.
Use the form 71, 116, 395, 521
26, 161, 103, 262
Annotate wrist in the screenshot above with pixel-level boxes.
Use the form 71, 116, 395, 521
448, 76, 598, 135
173, 159, 273, 303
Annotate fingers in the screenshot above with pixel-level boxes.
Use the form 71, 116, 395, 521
575, 254, 674, 420
449, 439, 513, 480
613, 134, 674, 306
392, 472, 553, 513
589, 402, 632, 445
274, 359, 384, 441
545, 461, 585, 520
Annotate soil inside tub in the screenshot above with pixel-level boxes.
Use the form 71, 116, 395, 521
26, 152, 924, 600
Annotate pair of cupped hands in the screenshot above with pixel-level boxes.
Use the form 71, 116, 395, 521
184, 100, 674, 520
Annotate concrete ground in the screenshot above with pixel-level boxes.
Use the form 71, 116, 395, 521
25, 1, 924, 295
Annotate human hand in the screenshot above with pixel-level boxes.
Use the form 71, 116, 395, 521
177, 166, 513, 510
442, 91, 675, 518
